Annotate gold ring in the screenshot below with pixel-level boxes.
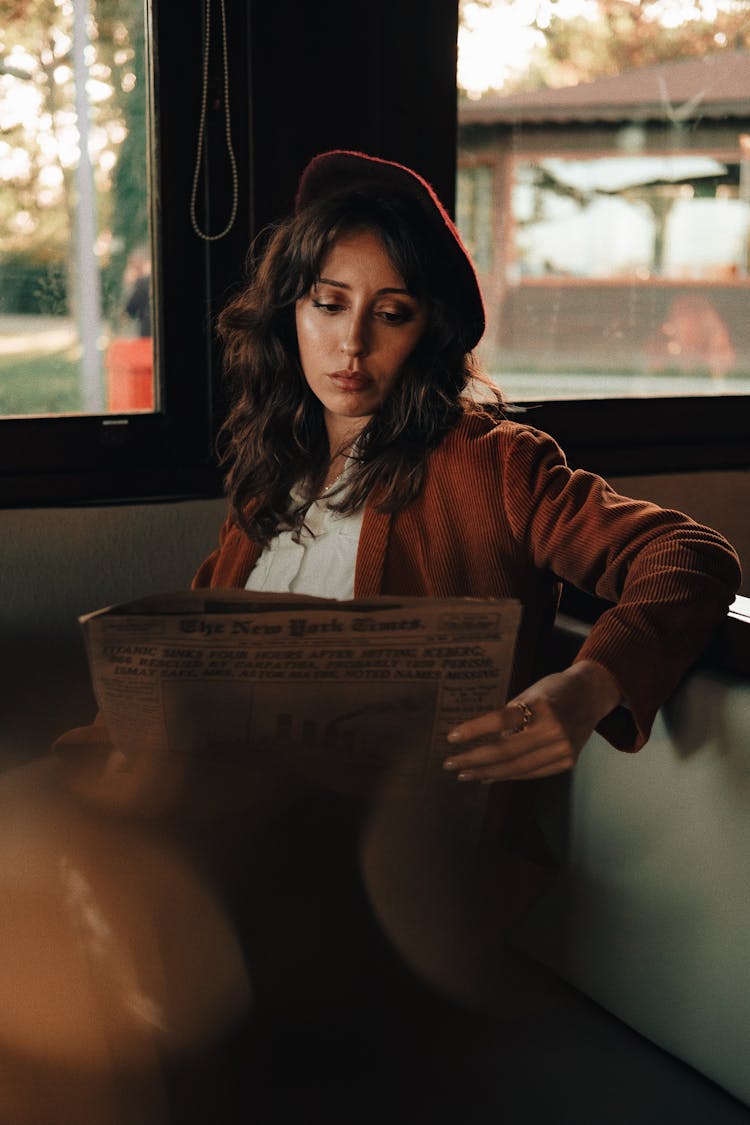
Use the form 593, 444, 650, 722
509, 700, 534, 735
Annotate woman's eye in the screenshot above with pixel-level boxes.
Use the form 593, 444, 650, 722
377, 309, 413, 325
311, 299, 344, 314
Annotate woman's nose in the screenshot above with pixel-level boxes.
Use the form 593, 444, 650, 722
340, 313, 368, 358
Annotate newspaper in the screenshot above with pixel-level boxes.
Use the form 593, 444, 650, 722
77, 590, 525, 1004
80, 590, 522, 793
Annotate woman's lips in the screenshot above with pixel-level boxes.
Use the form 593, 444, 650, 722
328, 370, 373, 392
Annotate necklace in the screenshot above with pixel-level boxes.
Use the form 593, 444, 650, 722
322, 470, 345, 494
322, 454, 349, 493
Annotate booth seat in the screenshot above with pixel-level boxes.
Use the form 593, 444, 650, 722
516, 601, 750, 1114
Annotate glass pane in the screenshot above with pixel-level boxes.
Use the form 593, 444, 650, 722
457, 0, 750, 400
456, 163, 495, 274
0, 0, 154, 418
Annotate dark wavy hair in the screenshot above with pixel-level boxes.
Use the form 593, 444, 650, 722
216, 188, 503, 546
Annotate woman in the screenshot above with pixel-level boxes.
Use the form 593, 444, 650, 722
188, 150, 742, 1019
196, 148, 740, 775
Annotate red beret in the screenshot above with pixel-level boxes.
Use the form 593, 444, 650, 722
295, 150, 485, 351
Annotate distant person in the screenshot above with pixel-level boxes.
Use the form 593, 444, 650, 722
645, 292, 735, 379
122, 247, 152, 337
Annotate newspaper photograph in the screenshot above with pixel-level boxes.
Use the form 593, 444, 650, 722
80, 590, 522, 795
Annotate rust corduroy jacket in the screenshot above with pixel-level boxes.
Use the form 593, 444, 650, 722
193, 414, 741, 753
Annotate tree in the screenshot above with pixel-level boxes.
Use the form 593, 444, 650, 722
0, 0, 149, 318
459, 0, 750, 97
539, 0, 750, 87
96, 0, 150, 316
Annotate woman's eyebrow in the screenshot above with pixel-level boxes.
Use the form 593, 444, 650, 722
317, 276, 412, 296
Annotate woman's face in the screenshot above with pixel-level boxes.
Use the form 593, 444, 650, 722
295, 228, 429, 448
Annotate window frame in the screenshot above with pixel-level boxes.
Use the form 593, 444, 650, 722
0, 0, 252, 507
492, 122, 750, 476
454, 71, 750, 474
511, 394, 750, 477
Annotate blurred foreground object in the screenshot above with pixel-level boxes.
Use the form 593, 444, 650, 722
0, 759, 251, 1125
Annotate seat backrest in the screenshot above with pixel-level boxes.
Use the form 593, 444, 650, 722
516, 606, 750, 1107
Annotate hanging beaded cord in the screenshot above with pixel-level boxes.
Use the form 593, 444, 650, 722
190, 0, 239, 242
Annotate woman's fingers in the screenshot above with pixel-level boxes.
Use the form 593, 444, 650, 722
442, 663, 622, 785
446, 699, 536, 746
444, 690, 578, 782
444, 743, 576, 782
443, 733, 575, 782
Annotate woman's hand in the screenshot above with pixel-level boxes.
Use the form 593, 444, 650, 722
442, 660, 622, 783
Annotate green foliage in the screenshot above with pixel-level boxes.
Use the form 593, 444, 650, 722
541, 0, 750, 86
0, 255, 68, 316
98, 0, 151, 310
0, 347, 82, 416
460, 0, 750, 94
0, 0, 150, 306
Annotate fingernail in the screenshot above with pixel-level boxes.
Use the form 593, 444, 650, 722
457, 771, 476, 782
446, 729, 463, 743
443, 758, 458, 771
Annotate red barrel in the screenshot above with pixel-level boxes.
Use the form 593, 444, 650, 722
105, 337, 155, 412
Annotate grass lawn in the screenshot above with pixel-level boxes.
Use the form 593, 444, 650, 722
0, 348, 87, 416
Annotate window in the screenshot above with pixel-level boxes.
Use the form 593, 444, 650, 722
456, 0, 750, 474
456, 161, 495, 275
1, 0, 154, 418
0, 0, 251, 505
477, 143, 750, 402
511, 154, 748, 286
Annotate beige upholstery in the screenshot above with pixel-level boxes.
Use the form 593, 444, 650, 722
517, 663, 750, 1107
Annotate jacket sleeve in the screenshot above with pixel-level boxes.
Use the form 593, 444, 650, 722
191, 511, 235, 589
191, 509, 262, 590
500, 425, 742, 751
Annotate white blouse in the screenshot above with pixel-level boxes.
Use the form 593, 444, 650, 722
245, 493, 364, 600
